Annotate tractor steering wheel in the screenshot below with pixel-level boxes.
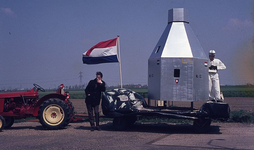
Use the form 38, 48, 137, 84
33, 83, 46, 92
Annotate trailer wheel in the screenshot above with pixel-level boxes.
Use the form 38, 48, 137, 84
0, 115, 6, 132
4, 117, 14, 129
193, 118, 211, 133
38, 99, 71, 130
113, 117, 128, 130
126, 116, 137, 126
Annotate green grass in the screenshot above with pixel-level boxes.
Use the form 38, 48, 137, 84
38, 90, 85, 99
221, 85, 254, 97
221, 85, 254, 91
28, 85, 254, 99
4, 85, 254, 99
230, 110, 254, 123
38, 87, 148, 99
136, 116, 192, 124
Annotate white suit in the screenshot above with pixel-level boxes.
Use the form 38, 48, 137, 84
209, 58, 226, 100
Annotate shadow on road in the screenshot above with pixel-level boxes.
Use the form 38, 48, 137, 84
75, 125, 93, 131
6, 125, 72, 131
4, 125, 44, 130
76, 122, 222, 134
8, 121, 221, 134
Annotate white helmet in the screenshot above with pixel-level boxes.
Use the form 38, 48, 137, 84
209, 50, 215, 56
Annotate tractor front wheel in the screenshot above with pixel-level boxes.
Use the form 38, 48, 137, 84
0, 115, 6, 132
4, 117, 14, 129
38, 99, 71, 130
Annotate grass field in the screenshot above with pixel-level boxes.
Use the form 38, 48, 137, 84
2, 84, 253, 98
221, 85, 254, 91
221, 85, 254, 97
36, 85, 254, 99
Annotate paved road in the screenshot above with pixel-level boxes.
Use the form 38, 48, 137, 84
0, 121, 253, 150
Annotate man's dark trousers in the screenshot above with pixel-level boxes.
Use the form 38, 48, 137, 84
86, 104, 99, 127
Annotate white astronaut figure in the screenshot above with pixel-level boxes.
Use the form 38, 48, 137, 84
208, 50, 226, 101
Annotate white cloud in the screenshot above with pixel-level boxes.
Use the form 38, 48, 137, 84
1, 7, 15, 16
223, 18, 253, 30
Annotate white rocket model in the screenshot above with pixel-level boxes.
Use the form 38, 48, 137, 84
148, 8, 209, 102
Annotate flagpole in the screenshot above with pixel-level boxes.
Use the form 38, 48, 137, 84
117, 35, 123, 88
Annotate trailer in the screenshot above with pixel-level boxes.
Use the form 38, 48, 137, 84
102, 88, 229, 132
101, 8, 230, 133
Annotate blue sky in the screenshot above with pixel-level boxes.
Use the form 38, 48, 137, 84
0, 0, 254, 89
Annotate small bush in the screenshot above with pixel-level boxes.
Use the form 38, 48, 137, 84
230, 110, 254, 123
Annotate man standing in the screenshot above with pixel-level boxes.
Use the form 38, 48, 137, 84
85, 72, 106, 131
208, 50, 226, 101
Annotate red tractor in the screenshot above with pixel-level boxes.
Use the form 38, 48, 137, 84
0, 84, 74, 131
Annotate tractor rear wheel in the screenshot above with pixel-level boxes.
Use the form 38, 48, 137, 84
66, 99, 75, 124
4, 117, 14, 129
0, 115, 6, 132
38, 99, 71, 130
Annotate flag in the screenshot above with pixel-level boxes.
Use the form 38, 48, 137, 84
82, 38, 119, 64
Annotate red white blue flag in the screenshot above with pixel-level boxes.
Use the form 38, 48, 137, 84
82, 38, 119, 64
